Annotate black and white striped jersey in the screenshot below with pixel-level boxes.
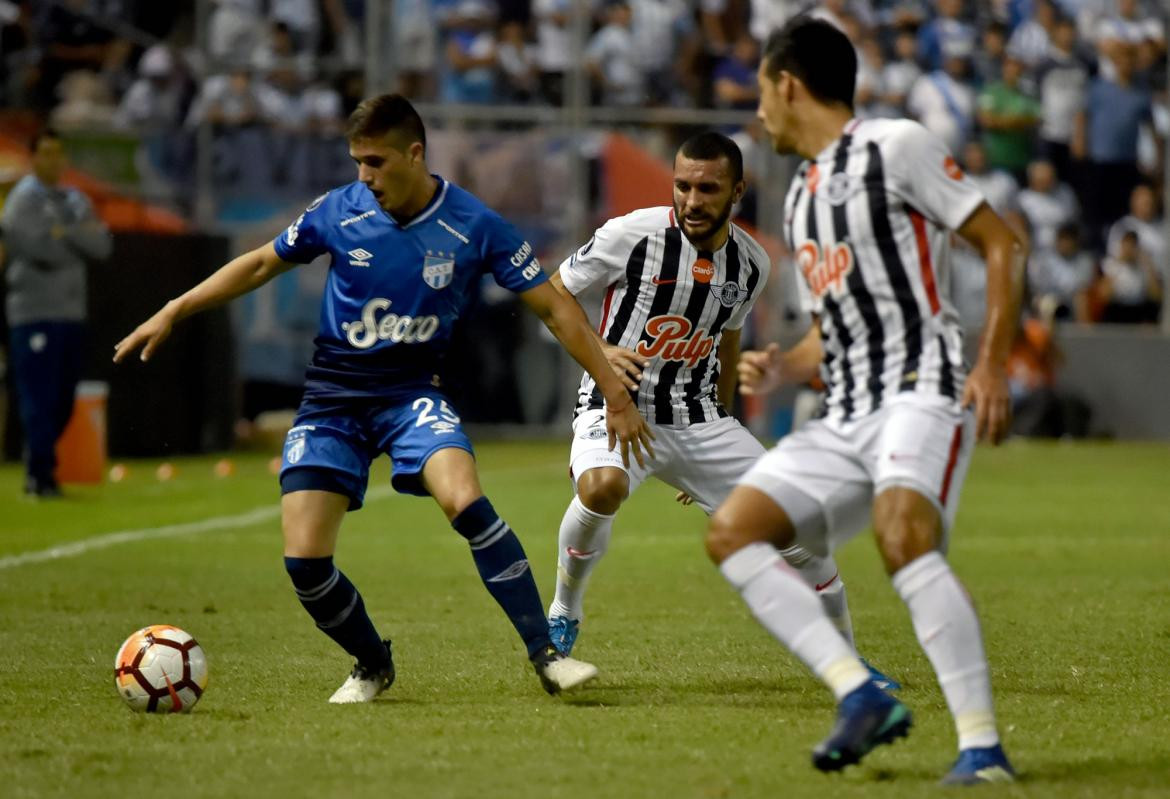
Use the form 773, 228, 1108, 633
559, 206, 770, 427
784, 117, 987, 422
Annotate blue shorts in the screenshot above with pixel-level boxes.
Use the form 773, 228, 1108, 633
278, 392, 474, 510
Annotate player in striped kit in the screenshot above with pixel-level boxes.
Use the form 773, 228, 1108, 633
705, 19, 1024, 783
545, 132, 896, 690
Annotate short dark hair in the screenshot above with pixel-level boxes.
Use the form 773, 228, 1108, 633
30, 127, 61, 152
345, 94, 427, 153
762, 17, 856, 109
678, 131, 744, 184
1056, 222, 1080, 242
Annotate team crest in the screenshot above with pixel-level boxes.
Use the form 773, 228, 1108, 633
286, 437, 305, 465
713, 281, 747, 308
823, 172, 857, 206
423, 253, 455, 290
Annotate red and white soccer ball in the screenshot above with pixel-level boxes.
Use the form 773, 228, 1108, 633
114, 625, 208, 713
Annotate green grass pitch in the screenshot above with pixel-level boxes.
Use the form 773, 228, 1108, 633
1, 439, 1168, 798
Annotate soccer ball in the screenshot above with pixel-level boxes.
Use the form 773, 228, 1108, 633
114, 625, 208, 713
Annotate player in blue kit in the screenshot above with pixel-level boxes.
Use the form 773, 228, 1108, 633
114, 94, 653, 703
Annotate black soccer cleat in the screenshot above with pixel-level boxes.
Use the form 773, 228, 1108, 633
812, 681, 912, 772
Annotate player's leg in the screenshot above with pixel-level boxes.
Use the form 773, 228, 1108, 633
419, 447, 597, 693
705, 427, 909, 771
871, 402, 1012, 784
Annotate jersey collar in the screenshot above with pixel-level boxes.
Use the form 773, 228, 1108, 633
382, 175, 449, 229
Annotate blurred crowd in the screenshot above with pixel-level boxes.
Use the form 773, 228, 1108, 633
0, 0, 1165, 327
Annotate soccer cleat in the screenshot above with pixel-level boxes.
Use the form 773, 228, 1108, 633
531, 644, 598, 694
548, 616, 580, 656
860, 657, 901, 691
812, 681, 912, 772
940, 744, 1016, 786
328, 639, 395, 704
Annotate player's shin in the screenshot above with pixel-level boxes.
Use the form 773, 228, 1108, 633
720, 542, 870, 699
284, 556, 390, 670
453, 496, 551, 657
892, 552, 999, 750
548, 495, 615, 622
779, 544, 856, 649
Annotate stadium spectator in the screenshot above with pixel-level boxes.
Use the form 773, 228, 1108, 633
907, 39, 975, 153
880, 27, 922, 114
1018, 159, 1078, 251
712, 34, 759, 111
2, 129, 112, 498
1107, 183, 1165, 266
496, 20, 538, 102
32, 0, 132, 111
916, 0, 975, 71
855, 36, 891, 117
1006, 0, 1056, 68
586, 1, 644, 107
1074, 45, 1155, 247
49, 69, 117, 130
961, 139, 1019, 214
115, 44, 192, 131
1037, 15, 1089, 184
1096, 228, 1163, 324
439, 0, 499, 105
186, 68, 265, 130
392, 0, 438, 99
269, 0, 321, 54
976, 54, 1040, 180
971, 19, 1007, 86
629, 0, 699, 106
1006, 312, 1091, 438
208, 0, 264, 65
1095, 0, 1165, 80
1028, 222, 1095, 320
532, 0, 572, 104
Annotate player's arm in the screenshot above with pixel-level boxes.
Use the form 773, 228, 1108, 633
550, 269, 645, 392
114, 242, 296, 363
520, 280, 655, 468
738, 323, 823, 397
956, 203, 1026, 444
716, 328, 742, 410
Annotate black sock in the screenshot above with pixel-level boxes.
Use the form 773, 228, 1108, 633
284, 556, 389, 670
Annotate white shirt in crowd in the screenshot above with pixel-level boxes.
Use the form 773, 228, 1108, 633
1018, 184, 1079, 251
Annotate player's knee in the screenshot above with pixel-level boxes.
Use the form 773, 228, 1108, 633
575, 467, 628, 515
705, 508, 749, 564
872, 490, 940, 573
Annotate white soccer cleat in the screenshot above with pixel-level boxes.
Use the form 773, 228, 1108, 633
531, 645, 599, 694
328, 640, 395, 704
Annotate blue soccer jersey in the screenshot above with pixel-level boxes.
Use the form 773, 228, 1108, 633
272, 177, 547, 400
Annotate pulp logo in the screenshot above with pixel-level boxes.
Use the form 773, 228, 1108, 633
691, 258, 714, 284
635, 315, 715, 368
348, 248, 373, 267
796, 241, 854, 299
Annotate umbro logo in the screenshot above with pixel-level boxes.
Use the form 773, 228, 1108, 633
487, 559, 531, 583
347, 248, 373, 267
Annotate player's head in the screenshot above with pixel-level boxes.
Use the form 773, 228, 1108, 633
30, 128, 66, 186
757, 17, 856, 154
345, 94, 429, 213
672, 131, 745, 250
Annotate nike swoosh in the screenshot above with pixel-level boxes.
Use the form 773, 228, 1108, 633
651, 276, 677, 285
814, 572, 839, 591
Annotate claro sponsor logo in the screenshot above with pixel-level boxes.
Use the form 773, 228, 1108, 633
341, 298, 440, 349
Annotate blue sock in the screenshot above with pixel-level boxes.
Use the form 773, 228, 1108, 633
452, 497, 552, 658
284, 556, 389, 671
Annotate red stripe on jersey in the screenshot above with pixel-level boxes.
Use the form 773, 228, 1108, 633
598, 283, 617, 335
939, 423, 963, 505
908, 209, 941, 315
668, 208, 676, 227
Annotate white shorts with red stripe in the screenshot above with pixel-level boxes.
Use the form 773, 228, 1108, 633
570, 409, 766, 515
738, 395, 974, 556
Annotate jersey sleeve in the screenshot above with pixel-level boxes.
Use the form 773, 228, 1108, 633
272, 192, 331, 264
725, 239, 772, 331
887, 121, 986, 231
477, 210, 549, 293
558, 215, 632, 295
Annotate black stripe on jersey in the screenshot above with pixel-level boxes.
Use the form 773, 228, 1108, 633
864, 142, 923, 394
604, 236, 650, 346
831, 135, 885, 417
654, 241, 708, 424
683, 238, 744, 422
937, 334, 955, 399
811, 157, 856, 419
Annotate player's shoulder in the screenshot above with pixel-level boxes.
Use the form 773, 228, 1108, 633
600, 206, 673, 238
300, 181, 374, 220
729, 223, 770, 267
857, 117, 938, 153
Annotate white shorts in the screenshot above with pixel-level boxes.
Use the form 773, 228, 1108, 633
738, 396, 975, 557
570, 410, 766, 515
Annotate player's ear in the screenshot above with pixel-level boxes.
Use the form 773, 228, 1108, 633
733, 180, 746, 204
410, 141, 425, 165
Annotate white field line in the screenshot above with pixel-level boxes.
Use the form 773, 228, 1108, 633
0, 460, 563, 572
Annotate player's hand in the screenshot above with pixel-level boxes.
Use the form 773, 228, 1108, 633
113, 305, 178, 364
962, 359, 1012, 444
603, 344, 647, 392
675, 490, 695, 506
606, 400, 655, 470
738, 343, 784, 396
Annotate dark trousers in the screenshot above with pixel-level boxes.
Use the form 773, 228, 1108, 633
1086, 160, 1142, 250
8, 321, 84, 484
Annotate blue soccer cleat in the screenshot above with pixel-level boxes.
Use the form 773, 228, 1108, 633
812, 681, 912, 772
860, 657, 901, 691
548, 616, 580, 656
940, 744, 1016, 786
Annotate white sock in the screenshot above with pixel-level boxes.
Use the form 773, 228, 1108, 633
720, 542, 870, 701
779, 544, 856, 649
893, 551, 1000, 750
548, 495, 614, 621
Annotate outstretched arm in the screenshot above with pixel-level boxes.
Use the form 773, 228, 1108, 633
738, 323, 823, 397
957, 202, 1026, 443
114, 241, 297, 363
521, 279, 655, 468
